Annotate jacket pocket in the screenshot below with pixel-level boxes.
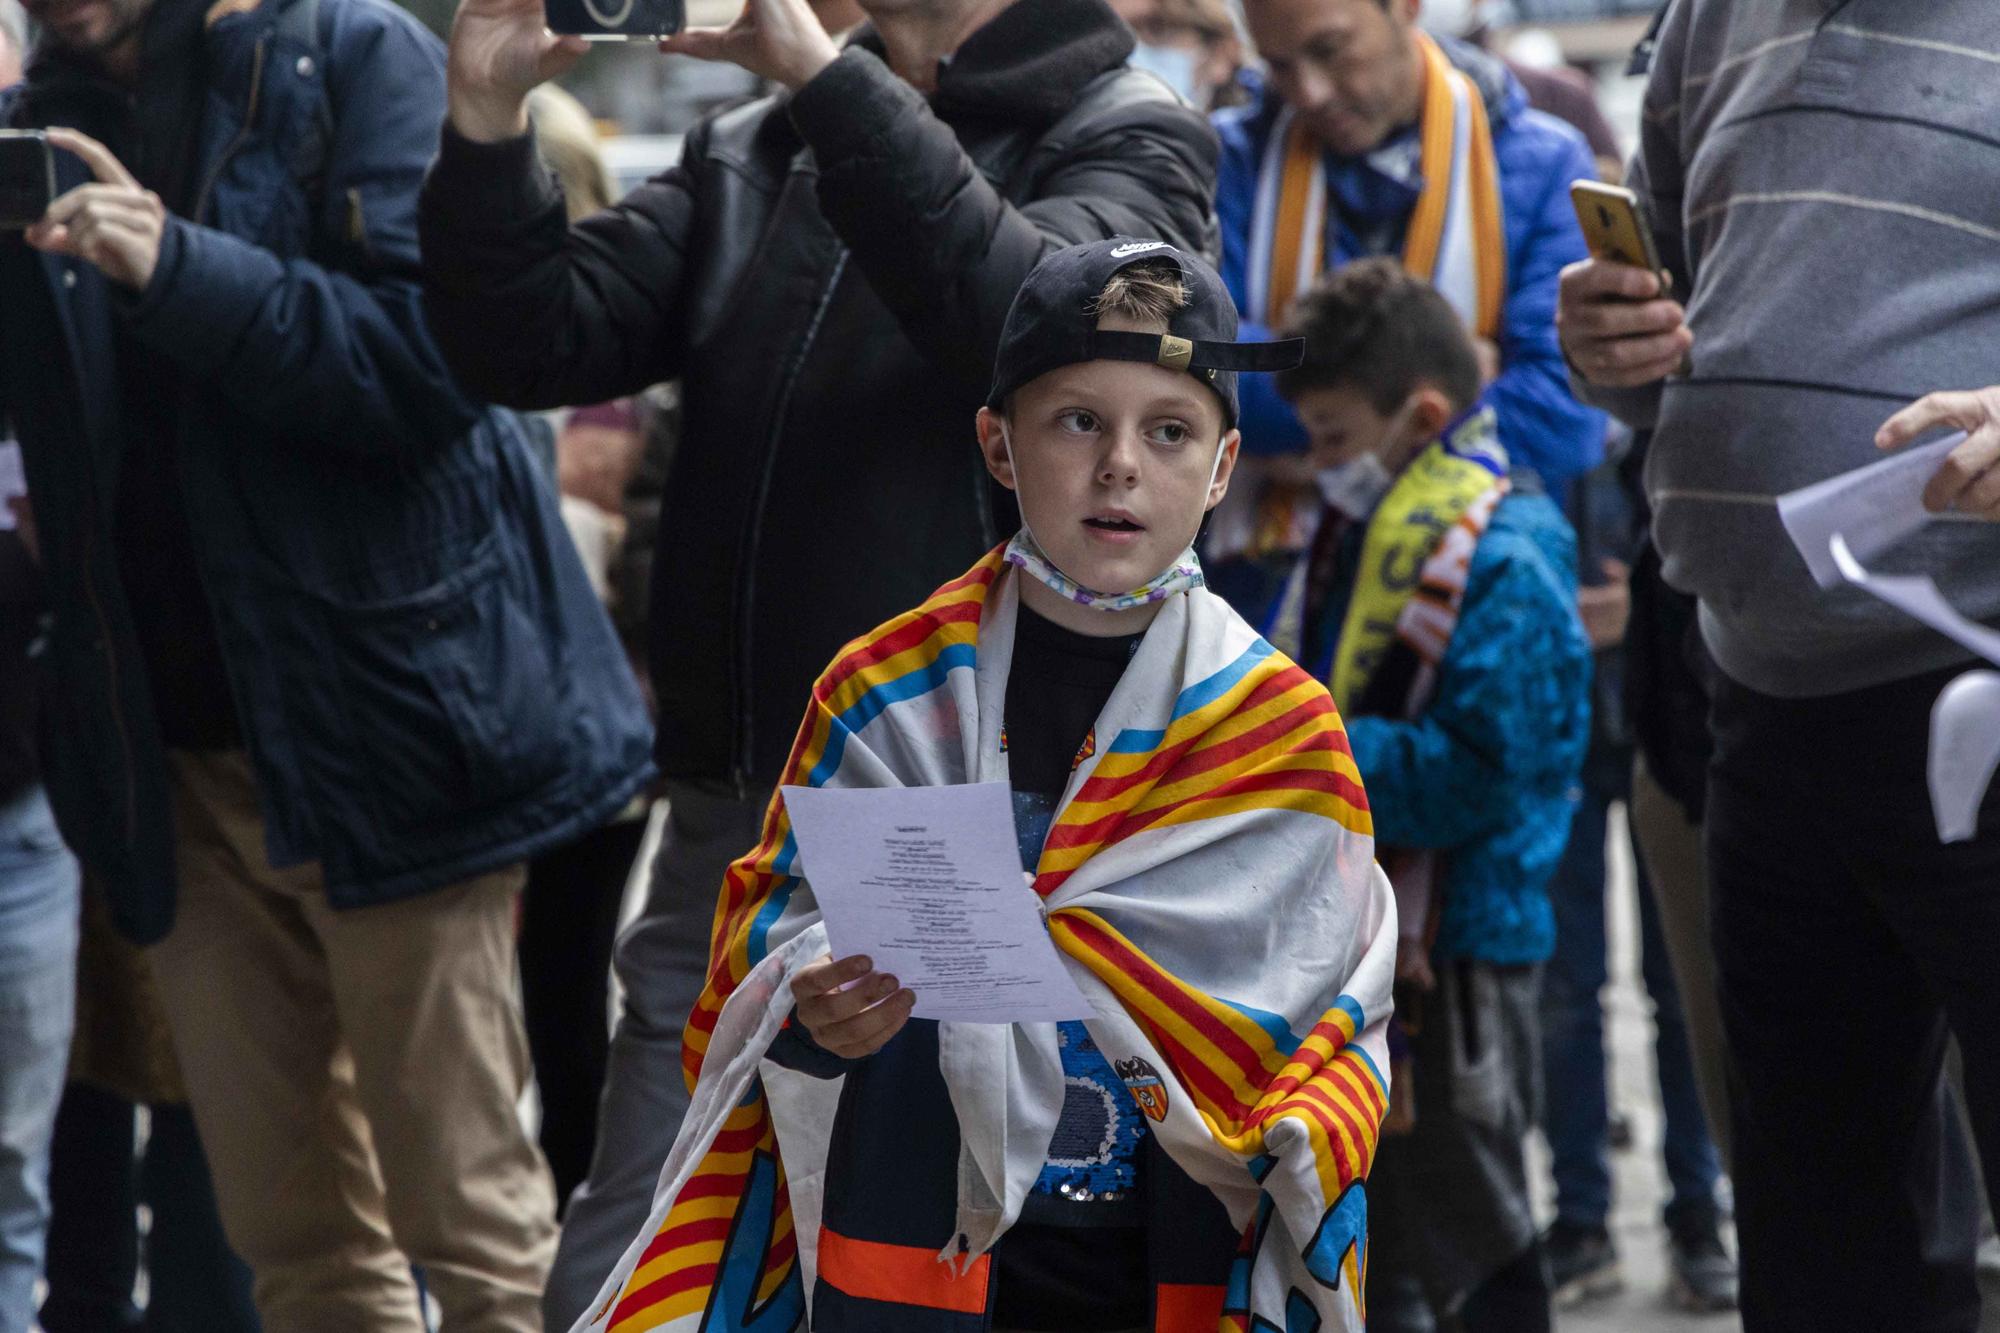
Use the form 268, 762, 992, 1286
1445, 961, 1511, 1131
323, 534, 573, 841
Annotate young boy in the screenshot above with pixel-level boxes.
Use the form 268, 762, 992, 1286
1209, 257, 1590, 1332
573, 240, 1397, 1333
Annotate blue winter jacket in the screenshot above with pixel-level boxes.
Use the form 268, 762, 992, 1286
1212, 45, 1605, 494
0, 0, 654, 943
1207, 489, 1590, 964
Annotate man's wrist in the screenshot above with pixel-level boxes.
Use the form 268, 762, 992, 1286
448, 90, 532, 144
777, 42, 839, 91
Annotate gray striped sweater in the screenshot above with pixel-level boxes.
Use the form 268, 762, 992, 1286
1583, 0, 2000, 698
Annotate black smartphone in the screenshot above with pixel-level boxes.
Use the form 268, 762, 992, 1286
544, 0, 685, 41
0, 131, 55, 231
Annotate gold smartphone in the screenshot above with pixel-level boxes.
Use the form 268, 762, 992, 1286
1570, 180, 1665, 281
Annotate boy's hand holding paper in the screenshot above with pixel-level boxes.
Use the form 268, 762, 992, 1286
780, 781, 1094, 1025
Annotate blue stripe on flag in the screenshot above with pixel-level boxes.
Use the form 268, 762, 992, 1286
1221, 996, 1301, 1056
807, 643, 976, 785
1106, 640, 1273, 754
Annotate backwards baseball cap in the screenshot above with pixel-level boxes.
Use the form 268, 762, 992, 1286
986, 238, 1305, 429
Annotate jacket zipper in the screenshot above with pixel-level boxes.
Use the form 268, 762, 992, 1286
34, 94, 145, 843
192, 35, 267, 224
73, 33, 265, 840
72, 382, 140, 844
729, 247, 849, 797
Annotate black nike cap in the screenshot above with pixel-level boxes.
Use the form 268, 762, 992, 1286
986, 238, 1306, 430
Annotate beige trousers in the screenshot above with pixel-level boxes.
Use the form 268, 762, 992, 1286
147, 751, 557, 1332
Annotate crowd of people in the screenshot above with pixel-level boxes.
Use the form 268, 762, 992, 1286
2, 0, 2000, 1330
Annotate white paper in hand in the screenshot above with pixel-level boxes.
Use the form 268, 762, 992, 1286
1829, 535, 2000, 667
1777, 433, 1964, 588
779, 781, 1094, 1024
1929, 671, 2000, 843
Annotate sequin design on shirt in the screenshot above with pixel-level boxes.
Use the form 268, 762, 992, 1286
1039, 1023, 1147, 1203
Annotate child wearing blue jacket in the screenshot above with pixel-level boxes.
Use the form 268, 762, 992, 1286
1205, 257, 1591, 1332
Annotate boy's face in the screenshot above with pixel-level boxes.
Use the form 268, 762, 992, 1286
978, 316, 1239, 597
1291, 380, 1449, 473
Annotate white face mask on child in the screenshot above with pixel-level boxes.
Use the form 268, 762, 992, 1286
999, 422, 1220, 612
1314, 398, 1418, 521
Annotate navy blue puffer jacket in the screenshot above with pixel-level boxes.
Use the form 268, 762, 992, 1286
0, 0, 654, 943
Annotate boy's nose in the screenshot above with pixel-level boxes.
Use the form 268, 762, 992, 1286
1098, 430, 1143, 483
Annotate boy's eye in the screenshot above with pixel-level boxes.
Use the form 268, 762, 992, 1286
1150, 420, 1194, 448
1057, 409, 1100, 434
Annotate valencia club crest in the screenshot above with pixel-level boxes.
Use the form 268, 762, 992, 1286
1115, 1056, 1170, 1123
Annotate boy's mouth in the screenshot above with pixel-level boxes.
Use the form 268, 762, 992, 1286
1083, 512, 1146, 534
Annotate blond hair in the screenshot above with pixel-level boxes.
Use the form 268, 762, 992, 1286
530, 85, 617, 222
1091, 261, 1190, 327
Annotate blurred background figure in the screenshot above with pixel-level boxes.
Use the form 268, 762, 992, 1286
0, 0, 21, 88
0, 447, 80, 1329
518, 84, 661, 1216
39, 912, 259, 1333
1109, 0, 1247, 109
1537, 441, 1736, 1316
1417, 0, 1621, 180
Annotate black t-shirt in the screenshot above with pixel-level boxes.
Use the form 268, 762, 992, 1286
992, 603, 1151, 1331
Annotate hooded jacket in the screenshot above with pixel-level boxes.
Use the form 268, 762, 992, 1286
419, 0, 1219, 793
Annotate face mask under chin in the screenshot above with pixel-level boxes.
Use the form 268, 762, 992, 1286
1000, 421, 1215, 611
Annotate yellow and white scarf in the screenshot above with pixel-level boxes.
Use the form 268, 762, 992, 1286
1245, 31, 1506, 337
1329, 409, 1509, 717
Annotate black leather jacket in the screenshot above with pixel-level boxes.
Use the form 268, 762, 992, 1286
420, 0, 1218, 791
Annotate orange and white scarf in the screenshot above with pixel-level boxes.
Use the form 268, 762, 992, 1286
1245, 31, 1506, 337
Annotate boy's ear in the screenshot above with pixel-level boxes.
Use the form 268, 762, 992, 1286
975, 406, 1017, 492
1205, 430, 1242, 511
1406, 386, 1457, 448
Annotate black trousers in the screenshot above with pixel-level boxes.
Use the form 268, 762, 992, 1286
519, 814, 649, 1212
1708, 663, 2000, 1333
39, 1084, 258, 1333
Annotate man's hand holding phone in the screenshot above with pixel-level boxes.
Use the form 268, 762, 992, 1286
658, 0, 839, 91
24, 129, 165, 293
446, 0, 588, 143
1556, 258, 1692, 389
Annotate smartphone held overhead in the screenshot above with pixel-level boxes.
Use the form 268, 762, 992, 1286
544, 0, 685, 41
0, 131, 54, 230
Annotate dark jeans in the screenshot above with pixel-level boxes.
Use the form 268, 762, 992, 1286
520, 813, 650, 1212
1708, 663, 2000, 1333
39, 1084, 258, 1333
1541, 765, 1721, 1229
1367, 1242, 1550, 1333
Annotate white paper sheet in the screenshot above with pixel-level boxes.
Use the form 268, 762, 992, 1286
779, 781, 1094, 1024
1777, 434, 1964, 588
1929, 671, 2000, 844
0, 442, 22, 532
1830, 535, 2000, 666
